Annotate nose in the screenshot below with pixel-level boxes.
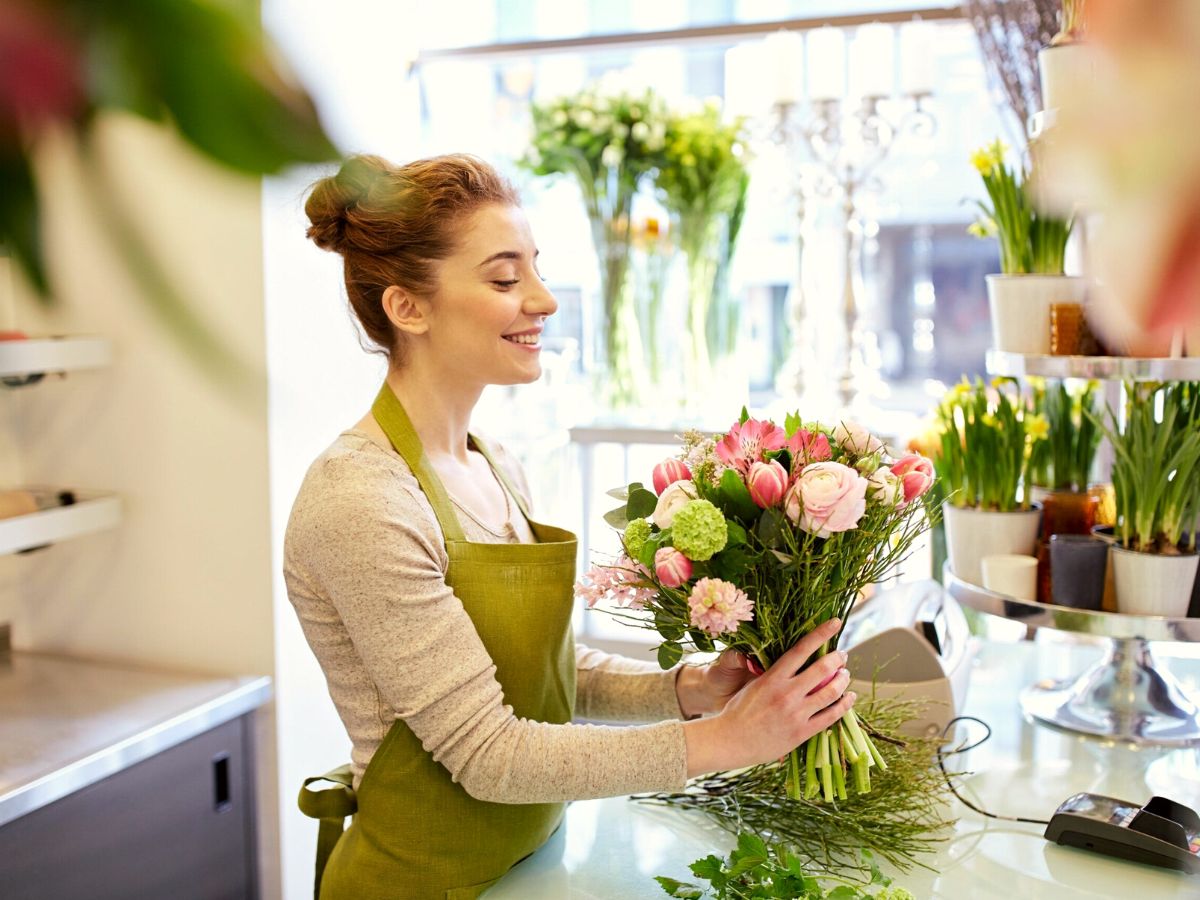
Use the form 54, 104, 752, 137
524, 276, 558, 319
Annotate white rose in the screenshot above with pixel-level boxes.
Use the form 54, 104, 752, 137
832, 420, 885, 456
868, 468, 904, 508
651, 480, 699, 529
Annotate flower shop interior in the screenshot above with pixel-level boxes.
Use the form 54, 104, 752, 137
3, 1, 1200, 898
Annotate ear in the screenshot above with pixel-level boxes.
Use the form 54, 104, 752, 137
381, 285, 431, 336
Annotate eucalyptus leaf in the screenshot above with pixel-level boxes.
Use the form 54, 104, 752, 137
655, 611, 685, 642
603, 505, 629, 530
755, 508, 786, 547
717, 468, 759, 521
628, 487, 660, 520
688, 629, 715, 653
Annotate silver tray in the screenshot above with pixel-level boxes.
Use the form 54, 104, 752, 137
985, 350, 1200, 382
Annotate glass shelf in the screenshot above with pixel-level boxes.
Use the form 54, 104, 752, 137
0, 492, 122, 556
0, 337, 112, 380
985, 350, 1200, 382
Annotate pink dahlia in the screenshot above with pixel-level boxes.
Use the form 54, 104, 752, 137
715, 418, 788, 474
687, 577, 754, 636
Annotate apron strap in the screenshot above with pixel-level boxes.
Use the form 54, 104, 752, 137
470, 434, 533, 524
298, 764, 357, 900
371, 383, 467, 543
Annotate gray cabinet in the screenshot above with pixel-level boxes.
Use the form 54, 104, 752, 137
0, 715, 258, 900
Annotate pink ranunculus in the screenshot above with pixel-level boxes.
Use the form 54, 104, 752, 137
651, 479, 699, 529
747, 459, 789, 508
715, 418, 788, 474
652, 458, 693, 495
688, 577, 754, 636
890, 453, 935, 505
868, 467, 904, 508
654, 547, 693, 588
786, 428, 832, 467
792, 462, 870, 538
832, 420, 885, 456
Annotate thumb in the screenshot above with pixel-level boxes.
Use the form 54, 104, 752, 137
714, 649, 745, 673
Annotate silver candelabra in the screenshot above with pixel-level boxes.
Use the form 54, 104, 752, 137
770, 92, 936, 410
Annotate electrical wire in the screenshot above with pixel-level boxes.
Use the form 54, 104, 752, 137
937, 715, 1051, 826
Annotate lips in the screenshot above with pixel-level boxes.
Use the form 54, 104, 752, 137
502, 328, 542, 346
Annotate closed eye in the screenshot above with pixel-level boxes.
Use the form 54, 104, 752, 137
493, 280, 519, 289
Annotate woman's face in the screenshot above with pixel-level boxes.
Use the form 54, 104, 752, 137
421, 203, 558, 387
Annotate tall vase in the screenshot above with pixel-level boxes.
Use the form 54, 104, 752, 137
589, 215, 644, 410
681, 214, 746, 414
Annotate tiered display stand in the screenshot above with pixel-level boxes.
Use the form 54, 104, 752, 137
946, 351, 1200, 747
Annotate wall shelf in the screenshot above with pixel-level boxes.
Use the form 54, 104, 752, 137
0, 492, 122, 556
0, 337, 113, 379
986, 350, 1200, 382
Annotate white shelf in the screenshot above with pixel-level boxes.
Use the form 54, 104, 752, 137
0, 492, 122, 556
0, 337, 113, 379
986, 350, 1200, 382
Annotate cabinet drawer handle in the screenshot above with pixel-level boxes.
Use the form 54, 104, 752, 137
213, 753, 232, 812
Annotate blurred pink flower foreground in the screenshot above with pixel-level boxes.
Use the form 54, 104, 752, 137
688, 577, 754, 635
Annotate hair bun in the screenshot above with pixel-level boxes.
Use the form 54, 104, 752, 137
305, 154, 393, 253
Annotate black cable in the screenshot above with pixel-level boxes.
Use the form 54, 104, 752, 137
937, 715, 1051, 826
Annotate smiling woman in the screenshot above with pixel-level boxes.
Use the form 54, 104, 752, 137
284, 153, 855, 900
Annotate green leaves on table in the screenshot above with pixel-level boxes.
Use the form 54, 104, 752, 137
655, 836, 913, 900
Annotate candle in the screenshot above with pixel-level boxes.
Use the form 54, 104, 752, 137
900, 21, 936, 95
806, 27, 846, 101
724, 41, 767, 118
850, 23, 894, 99
763, 30, 804, 106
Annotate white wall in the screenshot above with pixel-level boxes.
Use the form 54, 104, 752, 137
0, 114, 281, 899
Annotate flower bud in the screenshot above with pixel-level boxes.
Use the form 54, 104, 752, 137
654, 547, 693, 589
746, 459, 788, 508
652, 458, 693, 495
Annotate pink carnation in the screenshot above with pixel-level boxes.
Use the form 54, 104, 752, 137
715, 418, 788, 474
687, 577, 754, 636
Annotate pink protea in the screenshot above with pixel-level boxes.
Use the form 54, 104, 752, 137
654, 547, 693, 588
746, 459, 788, 508
786, 428, 833, 468
688, 577, 754, 636
715, 418, 788, 474
652, 458, 693, 495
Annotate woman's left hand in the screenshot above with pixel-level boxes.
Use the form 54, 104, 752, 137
676, 649, 760, 719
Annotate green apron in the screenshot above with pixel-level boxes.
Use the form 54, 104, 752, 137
299, 384, 578, 899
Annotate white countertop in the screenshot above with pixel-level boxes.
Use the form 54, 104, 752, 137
491, 637, 1200, 898
0, 651, 272, 827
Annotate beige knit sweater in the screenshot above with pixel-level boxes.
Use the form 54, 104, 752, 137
284, 429, 689, 801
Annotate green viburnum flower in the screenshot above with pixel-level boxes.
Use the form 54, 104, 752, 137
670, 500, 728, 561
877, 889, 916, 900
623, 517, 653, 558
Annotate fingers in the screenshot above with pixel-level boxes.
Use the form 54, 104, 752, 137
807, 691, 857, 732
769, 618, 842, 680
803, 666, 851, 710
793, 650, 848, 696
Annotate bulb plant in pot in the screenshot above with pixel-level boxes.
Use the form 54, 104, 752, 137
1090, 381, 1200, 617
1027, 378, 1103, 601
969, 139, 1080, 355
934, 377, 1047, 586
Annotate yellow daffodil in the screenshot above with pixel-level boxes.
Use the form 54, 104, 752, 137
1025, 413, 1050, 441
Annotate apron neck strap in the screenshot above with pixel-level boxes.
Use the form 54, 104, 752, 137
469, 435, 533, 523
371, 383, 467, 543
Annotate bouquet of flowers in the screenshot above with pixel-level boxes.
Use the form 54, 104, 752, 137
576, 410, 937, 804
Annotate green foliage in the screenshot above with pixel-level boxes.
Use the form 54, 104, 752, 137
1026, 379, 1102, 491
934, 377, 1044, 511
656, 835, 913, 899
1089, 381, 1200, 552
969, 139, 1073, 275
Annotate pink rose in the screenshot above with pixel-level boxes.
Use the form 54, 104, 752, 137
787, 428, 832, 466
832, 420, 885, 456
652, 458, 692, 495
789, 462, 869, 538
654, 547, 693, 588
746, 459, 788, 508
890, 453, 935, 505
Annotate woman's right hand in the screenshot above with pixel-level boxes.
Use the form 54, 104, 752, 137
682, 618, 855, 777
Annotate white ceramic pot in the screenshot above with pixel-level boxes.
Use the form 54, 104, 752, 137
943, 501, 1043, 587
1111, 546, 1199, 617
986, 275, 1087, 355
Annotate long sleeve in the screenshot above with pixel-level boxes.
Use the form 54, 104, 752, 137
284, 433, 689, 804
575, 644, 685, 722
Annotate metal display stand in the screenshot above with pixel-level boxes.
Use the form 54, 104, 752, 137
947, 351, 1200, 746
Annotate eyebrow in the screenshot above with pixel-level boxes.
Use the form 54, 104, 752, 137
476, 249, 540, 268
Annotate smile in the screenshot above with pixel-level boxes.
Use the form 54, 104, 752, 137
502, 333, 541, 348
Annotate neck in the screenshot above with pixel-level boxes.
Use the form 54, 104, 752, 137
384, 360, 483, 463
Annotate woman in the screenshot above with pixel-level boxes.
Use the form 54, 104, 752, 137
285, 153, 856, 899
